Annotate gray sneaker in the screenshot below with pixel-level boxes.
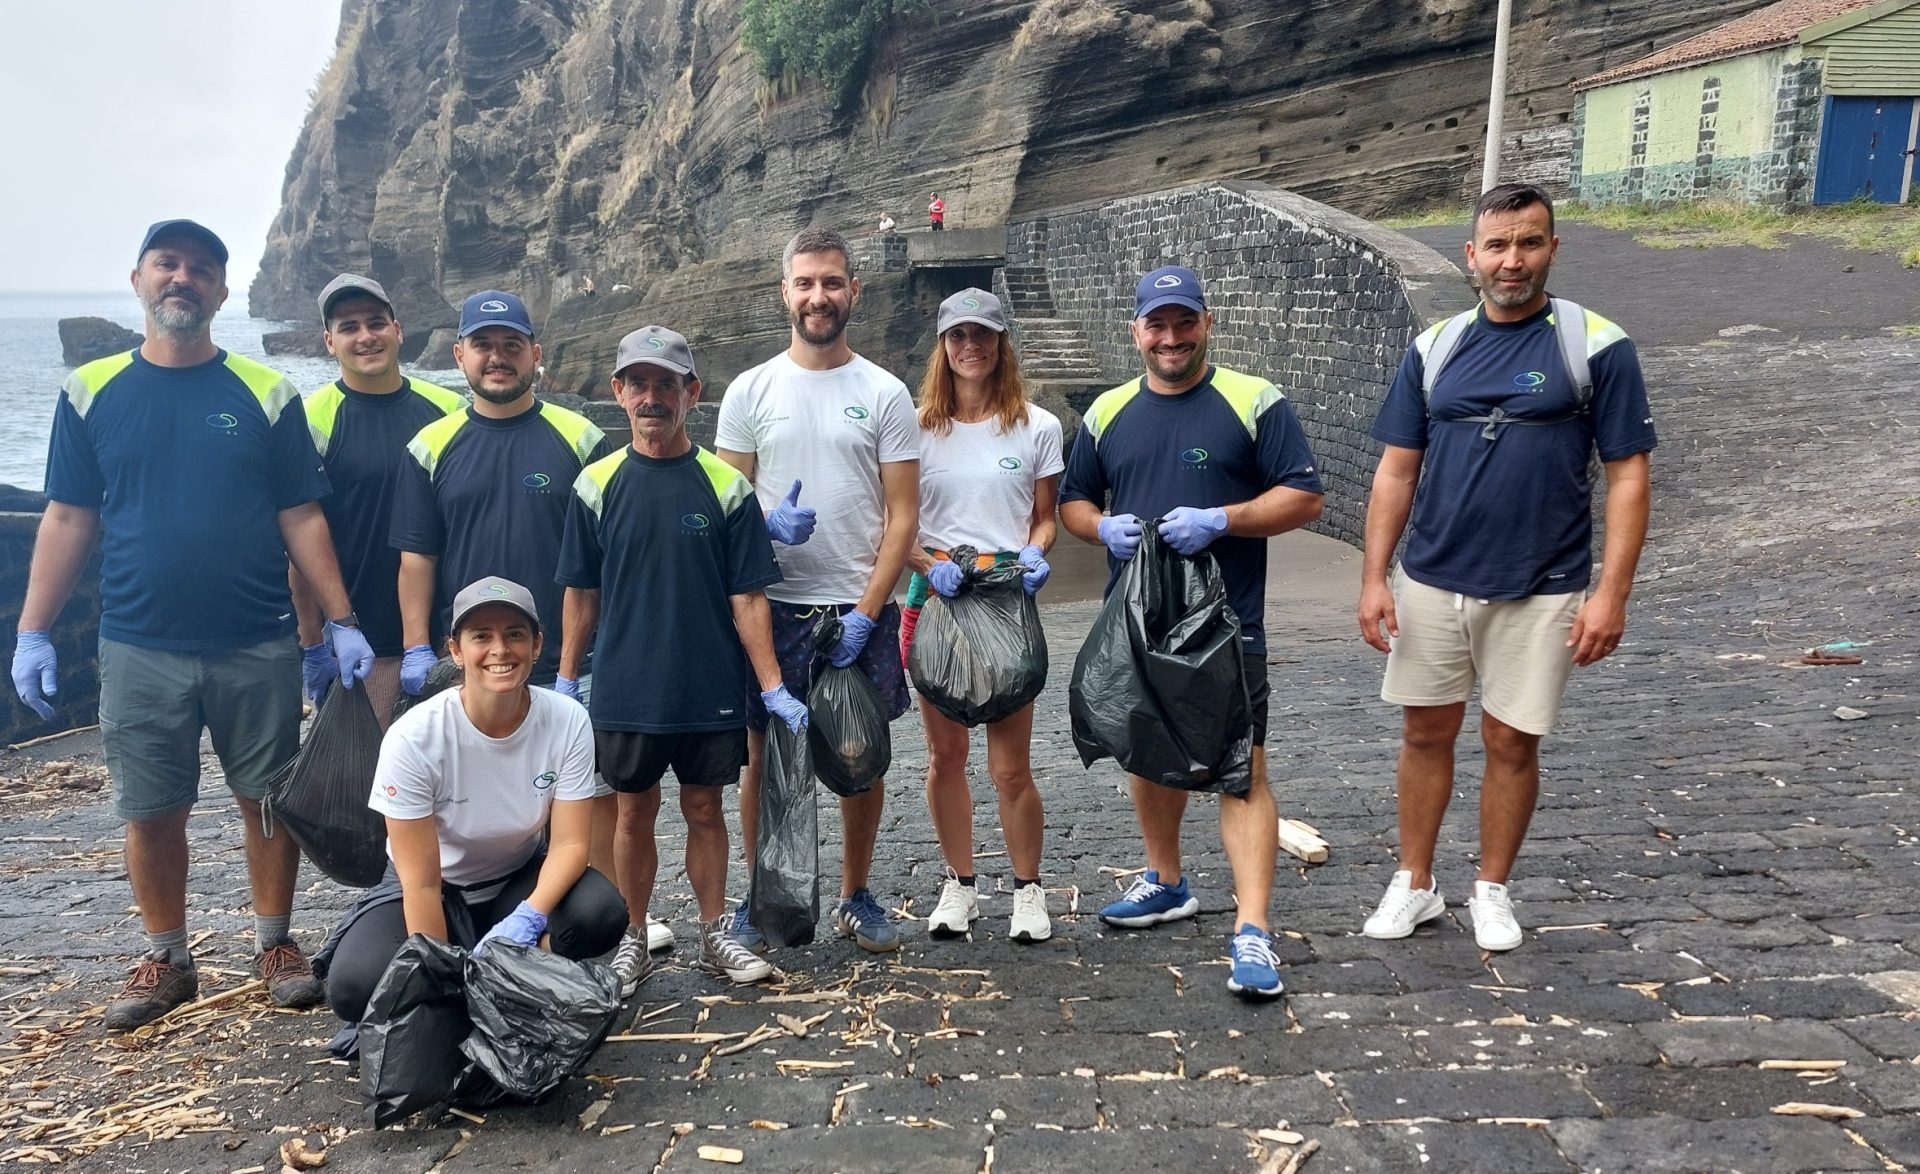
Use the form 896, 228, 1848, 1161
104, 957, 198, 1032
612, 927, 653, 999
700, 916, 773, 984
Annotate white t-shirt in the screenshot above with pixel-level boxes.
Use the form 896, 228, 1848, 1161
369, 688, 597, 892
715, 352, 918, 604
917, 407, 1065, 554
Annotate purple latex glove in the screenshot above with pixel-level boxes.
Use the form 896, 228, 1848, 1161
927, 559, 966, 598
476, 900, 548, 955
1017, 544, 1050, 595
1158, 506, 1228, 556
1096, 513, 1143, 561
765, 479, 817, 546
830, 610, 876, 668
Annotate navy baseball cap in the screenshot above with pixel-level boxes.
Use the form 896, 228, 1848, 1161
458, 290, 534, 338
1134, 266, 1206, 318
138, 219, 229, 266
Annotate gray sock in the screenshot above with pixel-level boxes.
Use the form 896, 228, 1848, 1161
255, 913, 292, 953
146, 925, 192, 970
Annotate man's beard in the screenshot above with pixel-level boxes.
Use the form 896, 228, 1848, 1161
1148, 337, 1208, 384
792, 301, 848, 347
1482, 266, 1550, 309
471, 368, 537, 403
143, 285, 213, 337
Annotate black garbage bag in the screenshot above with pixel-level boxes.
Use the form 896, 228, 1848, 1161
359, 935, 475, 1128
263, 680, 387, 887
460, 942, 621, 1101
390, 656, 462, 724
907, 546, 1048, 728
806, 616, 890, 797
750, 719, 819, 947
1068, 524, 1253, 795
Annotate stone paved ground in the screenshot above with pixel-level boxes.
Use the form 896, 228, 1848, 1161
0, 327, 1916, 1171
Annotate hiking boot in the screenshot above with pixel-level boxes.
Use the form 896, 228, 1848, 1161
729, 898, 768, 955
1009, 884, 1052, 943
700, 916, 773, 984
1469, 880, 1524, 952
612, 927, 654, 999
104, 957, 198, 1032
834, 889, 901, 953
927, 875, 979, 938
645, 915, 674, 954
1226, 924, 1284, 999
1363, 871, 1446, 940
1098, 870, 1199, 929
255, 941, 323, 1009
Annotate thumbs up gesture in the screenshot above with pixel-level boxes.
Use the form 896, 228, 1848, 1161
765, 479, 818, 545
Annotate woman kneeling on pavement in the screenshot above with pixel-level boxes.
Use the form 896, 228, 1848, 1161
900, 288, 1061, 943
320, 576, 627, 1027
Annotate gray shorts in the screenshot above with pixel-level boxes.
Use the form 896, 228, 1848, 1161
99, 637, 302, 821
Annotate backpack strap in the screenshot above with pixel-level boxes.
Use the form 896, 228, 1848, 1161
1550, 297, 1593, 414
1418, 309, 1478, 405
1421, 298, 1597, 440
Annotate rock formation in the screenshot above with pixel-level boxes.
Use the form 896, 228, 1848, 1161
57, 318, 142, 367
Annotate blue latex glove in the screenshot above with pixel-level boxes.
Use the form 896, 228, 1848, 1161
1096, 513, 1144, 561
326, 620, 375, 691
475, 900, 548, 955
1017, 544, 1050, 595
11, 631, 56, 721
1158, 506, 1229, 556
830, 610, 876, 669
400, 643, 437, 696
301, 642, 338, 705
553, 675, 583, 704
927, 559, 966, 598
765, 479, 817, 546
761, 684, 809, 733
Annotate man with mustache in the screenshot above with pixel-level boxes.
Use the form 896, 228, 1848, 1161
557, 326, 800, 995
290, 275, 463, 726
1358, 183, 1654, 953
715, 228, 919, 954
12, 219, 374, 1028
1058, 265, 1324, 1000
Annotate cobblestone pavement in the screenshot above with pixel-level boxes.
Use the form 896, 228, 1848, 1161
0, 333, 1916, 1172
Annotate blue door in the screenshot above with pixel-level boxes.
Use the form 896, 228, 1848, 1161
1813, 96, 1914, 203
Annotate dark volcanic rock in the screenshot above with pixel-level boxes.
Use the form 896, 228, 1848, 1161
261, 329, 329, 358
57, 318, 141, 367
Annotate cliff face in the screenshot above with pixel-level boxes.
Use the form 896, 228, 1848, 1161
253, 0, 1770, 386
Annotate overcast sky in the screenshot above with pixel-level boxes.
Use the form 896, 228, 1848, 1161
2, 1, 342, 294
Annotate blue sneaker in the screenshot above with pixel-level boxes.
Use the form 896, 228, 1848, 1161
730, 898, 768, 955
1099, 869, 1200, 928
1227, 924, 1284, 999
834, 889, 901, 953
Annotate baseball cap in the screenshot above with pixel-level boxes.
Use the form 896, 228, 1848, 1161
318, 273, 393, 321
138, 219, 228, 266
458, 290, 535, 338
937, 288, 1007, 334
449, 576, 541, 635
614, 325, 697, 379
1134, 266, 1206, 319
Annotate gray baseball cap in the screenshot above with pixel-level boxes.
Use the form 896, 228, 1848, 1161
614, 325, 697, 379
937, 287, 1006, 334
449, 576, 541, 635
318, 273, 394, 321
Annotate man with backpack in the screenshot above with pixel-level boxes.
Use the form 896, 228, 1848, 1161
1357, 183, 1655, 953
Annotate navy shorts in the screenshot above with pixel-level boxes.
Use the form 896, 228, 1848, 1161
745, 602, 911, 732
1245, 647, 1270, 744
595, 728, 747, 792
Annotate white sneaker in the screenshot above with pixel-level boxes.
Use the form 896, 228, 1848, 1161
927, 876, 979, 937
1009, 884, 1052, 943
645, 915, 674, 953
1363, 870, 1446, 940
1469, 880, 1524, 951
699, 915, 773, 984
611, 928, 653, 999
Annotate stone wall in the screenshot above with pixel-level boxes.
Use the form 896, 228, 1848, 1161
1, 504, 103, 746
1004, 181, 1473, 548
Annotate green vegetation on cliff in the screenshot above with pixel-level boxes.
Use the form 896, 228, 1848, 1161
742, 0, 924, 111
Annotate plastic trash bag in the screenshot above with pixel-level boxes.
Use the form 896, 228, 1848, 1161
460, 942, 621, 1101
390, 655, 462, 724
806, 616, 890, 797
908, 546, 1048, 728
263, 680, 387, 887
1068, 524, 1253, 795
359, 935, 472, 1128
749, 720, 818, 948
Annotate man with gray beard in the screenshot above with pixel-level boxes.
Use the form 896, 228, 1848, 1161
12, 219, 375, 1029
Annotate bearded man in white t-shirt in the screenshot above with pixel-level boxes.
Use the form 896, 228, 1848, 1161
715, 227, 921, 954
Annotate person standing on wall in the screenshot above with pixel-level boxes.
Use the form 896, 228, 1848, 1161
11, 219, 374, 1029
1358, 182, 1655, 953
928, 193, 945, 232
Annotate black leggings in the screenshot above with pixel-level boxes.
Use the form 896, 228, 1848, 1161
324, 858, 627, 1024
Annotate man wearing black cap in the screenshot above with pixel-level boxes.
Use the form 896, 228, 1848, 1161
290, 275, 464, 726
1058, 265, 1324, 1000
11, 219, 375, 1029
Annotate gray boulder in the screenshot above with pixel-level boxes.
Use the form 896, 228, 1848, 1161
58, 317, 142, 367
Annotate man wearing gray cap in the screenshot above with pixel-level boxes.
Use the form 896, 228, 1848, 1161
558, 326, 802, 994
12, 219, 374, 1029
290, 275, 464, 725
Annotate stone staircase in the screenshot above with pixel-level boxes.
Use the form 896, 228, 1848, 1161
1000, 265, 1108, 440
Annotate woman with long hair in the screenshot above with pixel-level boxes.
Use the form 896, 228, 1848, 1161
901, 288, 1061, 943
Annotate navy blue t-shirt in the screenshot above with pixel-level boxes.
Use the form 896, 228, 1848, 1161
43, 349, 330, 652
390, 400, 611, 683
306, 378, 465, 656
1370, 302, 1657, 599
557, 446, 782, 733
1058, 366, 1324, 652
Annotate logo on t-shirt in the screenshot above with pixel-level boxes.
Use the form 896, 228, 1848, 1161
532, 770, 558, 791
522, 472, 554, 492
205, 412, 239, 435
997, 456, 1023, 473
843, 406, 869, 420
1180, 447, 1210, 469
680, 512, 712, 534
1513, 371, 1547, 391
384, 784, 398, 797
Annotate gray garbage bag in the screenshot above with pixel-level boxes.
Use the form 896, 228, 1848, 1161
750, 720, 819, 948
459, 942, 621, 1100
806, 616, 889, 797
907, 545, 1048, 728
262, 681, 387, 887
359, 935, 473, 1128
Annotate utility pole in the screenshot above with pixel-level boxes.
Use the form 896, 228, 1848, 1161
1482, 0, 1514, 193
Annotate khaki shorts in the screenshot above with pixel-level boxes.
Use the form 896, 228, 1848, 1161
1379, 568, 1584, 736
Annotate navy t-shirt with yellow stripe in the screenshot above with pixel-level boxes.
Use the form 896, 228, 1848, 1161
1058, 365, 1323, 652
305, 378, 465, 656
390, 400, 611, 683
556, 446, 782, 733
43, 348, 331, 652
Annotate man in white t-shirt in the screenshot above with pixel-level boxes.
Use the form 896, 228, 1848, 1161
716, 226, 920, 954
